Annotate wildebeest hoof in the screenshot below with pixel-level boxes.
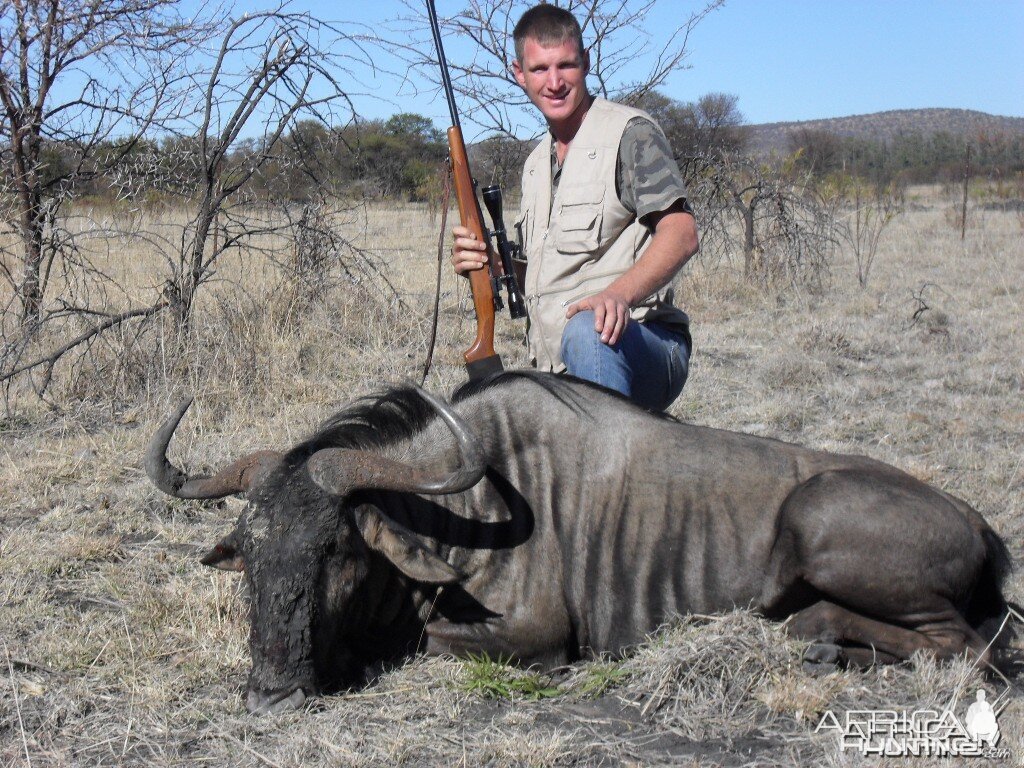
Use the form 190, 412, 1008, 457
802, 642, 842, 674
246, 687, 308, 716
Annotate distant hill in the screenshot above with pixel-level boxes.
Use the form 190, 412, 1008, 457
747, 108, 1024, 156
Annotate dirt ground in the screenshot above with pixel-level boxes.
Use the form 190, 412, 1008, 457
1, 195, 1022, 766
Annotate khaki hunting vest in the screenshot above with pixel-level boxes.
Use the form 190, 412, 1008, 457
518, 98, 688, 372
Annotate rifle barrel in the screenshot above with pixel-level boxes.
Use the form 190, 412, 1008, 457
426, 0, 461, 132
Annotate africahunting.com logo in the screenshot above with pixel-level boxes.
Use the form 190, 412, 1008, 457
815, 689, 1010, 759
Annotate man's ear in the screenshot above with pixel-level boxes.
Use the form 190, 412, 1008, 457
355, 508, 461, 584
581, 49, 590, 76
511, 58, 526, 89
200, 527, 245, 572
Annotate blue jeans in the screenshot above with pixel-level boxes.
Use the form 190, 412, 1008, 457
560, 311, 690, 411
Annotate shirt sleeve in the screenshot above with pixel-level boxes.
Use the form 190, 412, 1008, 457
616, 117, 691, 227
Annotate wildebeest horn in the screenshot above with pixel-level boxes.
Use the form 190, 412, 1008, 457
145, 397, 283, 499
306, 387, 486, 497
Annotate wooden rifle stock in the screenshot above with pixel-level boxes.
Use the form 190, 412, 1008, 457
448, 126, 504, 378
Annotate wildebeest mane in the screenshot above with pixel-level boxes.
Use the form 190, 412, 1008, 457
284, 384, 437, 464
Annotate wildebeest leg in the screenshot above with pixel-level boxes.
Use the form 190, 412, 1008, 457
762, 468, 996, 668
787, 600, 987, 668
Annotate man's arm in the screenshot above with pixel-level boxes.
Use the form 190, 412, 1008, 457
565, 204, 698, 345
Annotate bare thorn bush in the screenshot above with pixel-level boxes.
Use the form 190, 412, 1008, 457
687, 153, 838, 292
822, 174, 904, 287
0, 5, 379, 406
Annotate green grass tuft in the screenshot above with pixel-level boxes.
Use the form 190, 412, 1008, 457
457, 652, 562, 701
576, 661, 630, 698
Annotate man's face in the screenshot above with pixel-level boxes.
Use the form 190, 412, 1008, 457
512, 36, 590, 128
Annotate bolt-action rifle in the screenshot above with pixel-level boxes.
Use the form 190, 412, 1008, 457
427, 0, 526, 381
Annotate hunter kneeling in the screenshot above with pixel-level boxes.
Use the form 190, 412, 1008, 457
452, 4, 698, 412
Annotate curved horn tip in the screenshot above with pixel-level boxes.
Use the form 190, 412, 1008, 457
148, 396, 196, 455
145, 396, 197, 495
171, 396, 195, 419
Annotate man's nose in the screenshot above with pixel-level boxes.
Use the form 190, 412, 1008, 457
545, 69, 563, 92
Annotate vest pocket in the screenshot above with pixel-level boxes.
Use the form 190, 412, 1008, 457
556, 210, 600, 254
556, 186, 604, 255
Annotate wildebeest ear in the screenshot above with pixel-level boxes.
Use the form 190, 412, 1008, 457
355, 508, 461, 584
200, 530, 245, 572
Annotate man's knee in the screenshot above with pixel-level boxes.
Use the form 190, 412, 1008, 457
560, 311, 601, 364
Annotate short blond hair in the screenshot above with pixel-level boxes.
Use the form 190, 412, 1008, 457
513, 5, 584, 63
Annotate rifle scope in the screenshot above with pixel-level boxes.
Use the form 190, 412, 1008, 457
482, 185, 527, 319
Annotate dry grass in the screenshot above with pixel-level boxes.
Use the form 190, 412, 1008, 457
1, 194, 1023, 765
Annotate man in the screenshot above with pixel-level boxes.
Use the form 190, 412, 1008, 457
452, 4, 698, 411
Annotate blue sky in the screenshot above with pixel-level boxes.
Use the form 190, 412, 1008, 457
225, 1, 1024, 133
674, 0, 1024, 124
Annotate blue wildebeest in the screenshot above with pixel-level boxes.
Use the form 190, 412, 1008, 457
146, 372, 1012, 714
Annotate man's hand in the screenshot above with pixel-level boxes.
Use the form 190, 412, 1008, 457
565, 288, 631, 346
451, 225, 488, 275
563, 208, 698, 347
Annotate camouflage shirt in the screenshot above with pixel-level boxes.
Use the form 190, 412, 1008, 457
550, 116, 691, 228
